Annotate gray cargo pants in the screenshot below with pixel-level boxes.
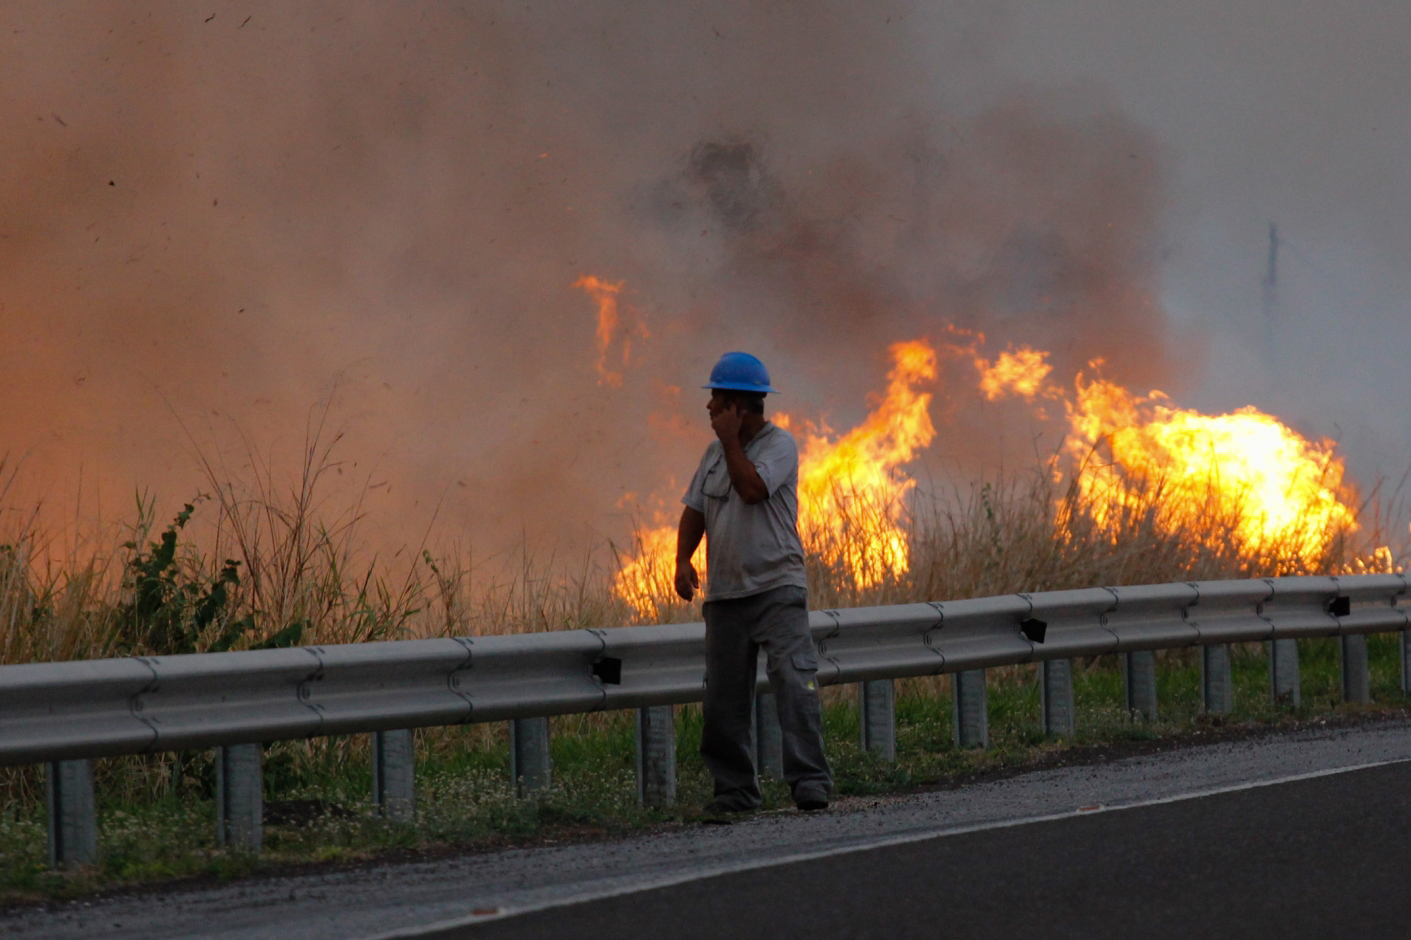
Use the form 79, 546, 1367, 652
700, 584, 832, 809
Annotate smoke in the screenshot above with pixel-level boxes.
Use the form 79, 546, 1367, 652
990, 1, 1411, 490
0, 1, 1176, 559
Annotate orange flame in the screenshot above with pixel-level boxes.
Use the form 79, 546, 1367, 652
786, 340, 937, 586
611, 311, 1377, 619
1064, 370, 1358, 565
612, 513, 701, 624
574, 275, 645, 387
612, 339, 938, 614
975, 346, 1053, 401
970, 345, 1363, 564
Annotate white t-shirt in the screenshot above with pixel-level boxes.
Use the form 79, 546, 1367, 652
682, 423, 809, 602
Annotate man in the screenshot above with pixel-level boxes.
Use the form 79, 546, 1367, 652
675, 351, 833, 815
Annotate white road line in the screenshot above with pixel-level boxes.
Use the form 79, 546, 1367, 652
364, 757, 1408, 939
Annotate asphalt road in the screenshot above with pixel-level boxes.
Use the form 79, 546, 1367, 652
449, 760, 1411, 940
10, 720, 1411, 939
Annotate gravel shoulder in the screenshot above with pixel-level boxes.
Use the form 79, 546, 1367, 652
7, 714, 1411, 940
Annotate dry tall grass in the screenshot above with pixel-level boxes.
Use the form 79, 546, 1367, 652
0, 435, 1401, 809
0, 442, 1400, 666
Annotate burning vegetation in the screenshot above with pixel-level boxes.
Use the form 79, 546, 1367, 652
1061, 374, 1362, 567
609, 296, 1391, 621
0, 272, 1395, 663
0, 2, 1401, 666
786, 341, 938, 590
0, 4, 1407, 886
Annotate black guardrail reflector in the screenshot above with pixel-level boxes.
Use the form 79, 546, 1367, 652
1020, 618, 1048, 643
592, 657, 623, 685
1329, 596, 1352, 618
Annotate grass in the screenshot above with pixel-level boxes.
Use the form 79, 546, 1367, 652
2, 634, 1408, 902
0, 423, 1405, 899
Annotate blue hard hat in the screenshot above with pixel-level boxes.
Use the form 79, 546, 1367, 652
704, 352, 778, 394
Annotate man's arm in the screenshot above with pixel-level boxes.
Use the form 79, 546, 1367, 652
674, 506, 706, 601
710, 408, 769, 504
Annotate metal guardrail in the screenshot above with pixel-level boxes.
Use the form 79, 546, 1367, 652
13, 573, 1410, 865
6, 573, 1406, 765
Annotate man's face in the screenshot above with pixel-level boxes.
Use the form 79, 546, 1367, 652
707, 389, 735, 420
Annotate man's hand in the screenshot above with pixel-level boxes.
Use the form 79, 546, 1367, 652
710, 401, 769, 504
674, 558, 700, 601
710, 403, 743, 444
675, 506, 706, 602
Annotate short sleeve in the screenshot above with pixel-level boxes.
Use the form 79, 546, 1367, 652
681, 445, 714, 512
751, 427, 799, 495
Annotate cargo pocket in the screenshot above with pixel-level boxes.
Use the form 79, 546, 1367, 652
791, 651, 818, 673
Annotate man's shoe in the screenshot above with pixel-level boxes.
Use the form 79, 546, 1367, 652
795, 792, 829, 812
700, 798, 755, 824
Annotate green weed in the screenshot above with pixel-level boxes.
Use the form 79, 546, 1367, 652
0, 432, 1405, 898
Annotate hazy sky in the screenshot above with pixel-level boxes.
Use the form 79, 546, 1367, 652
2, 1, 1407, 557
992, 1, 1411, 485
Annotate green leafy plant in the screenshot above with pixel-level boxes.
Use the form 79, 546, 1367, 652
112, 498, 252, 656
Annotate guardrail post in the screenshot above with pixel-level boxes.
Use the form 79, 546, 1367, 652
1039, 660, 1075, 737
1341, 635, 1370, 704
1402, 629, 1411, 695
510, 717, 552, 795
1124, 651, 1157, 720
635, 705, 676, 807
1201, 645, 1233, 715
952, 669, 988, 749
1269, 638, 1300, 706
216, 744, 263, 853
46, 759, 97, 868
858, 680, 897, 761
755, 691, 784, 779
372, 730, 416, 821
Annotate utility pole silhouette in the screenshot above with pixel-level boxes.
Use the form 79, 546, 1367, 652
1261, 223, 1280, 364
1262, 220, 1298, 704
